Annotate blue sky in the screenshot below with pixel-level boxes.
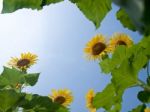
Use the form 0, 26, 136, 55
0, 0, 147, 112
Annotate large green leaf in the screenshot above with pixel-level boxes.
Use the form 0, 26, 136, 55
0, 90, 23, 112
116, 8, 136, 31
0, 67, 26, 88
111, 59, 138, 95
70, 0, 112, 28
93, 83, 121, 111
2, 0, 63, 13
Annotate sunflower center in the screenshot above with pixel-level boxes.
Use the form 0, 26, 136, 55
17, 59, 30, 67
92, 42, 106, 55
54, 96, 66, 104
117, 41, 127, 46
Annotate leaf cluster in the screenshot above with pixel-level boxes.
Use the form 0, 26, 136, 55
0, 67, 68, 112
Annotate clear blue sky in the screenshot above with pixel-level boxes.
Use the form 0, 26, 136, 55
0, 0, 147, 112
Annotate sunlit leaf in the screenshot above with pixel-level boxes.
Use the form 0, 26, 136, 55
93, 83, 121, 111
70, 0, 112, 28
1, 67, 26, 88
0, 90, 23, 112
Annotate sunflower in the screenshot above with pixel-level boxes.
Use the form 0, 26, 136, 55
108, 33, 133, 52
86, 89, 96, 112
145, 108, 150, 112
8, 52, 38, 71
84, 34, 109, 60
50, 89, 73, 107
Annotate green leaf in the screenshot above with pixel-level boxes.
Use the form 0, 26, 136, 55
116, 8, 136, 31
111, 59, 139, 97
44, 0, 63, 6
137, 91, 150, 103
2, 0, 63, 13
24, 73, 40, 86
100, 46, 127, 74
129, 104, 146, 112
0, 67, 40, 88
2, 0, 42, 13
70, 0, 112, 28
0, 67, 26, 88
19, 94, 69, 112
93, 83, 121, 111
0, 90, 22, 112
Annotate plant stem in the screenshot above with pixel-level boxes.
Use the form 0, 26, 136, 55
138, 79, 150, 92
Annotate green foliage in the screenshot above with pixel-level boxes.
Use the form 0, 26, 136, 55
0, 90, 23, 112
19, 93, 69, 112
0, 67, 68, 112
1, 0, 150, 111
2, 0, 63, 13
94, 36, 150, 111
116, 8, 136, 31
0, 67, 39, 88
24, 73, 39, 86
129, 104, 146, 112
66, 0, 112, 28
138, 91, 150, 103
113, 0, 150, 35
93, 83, 121, 112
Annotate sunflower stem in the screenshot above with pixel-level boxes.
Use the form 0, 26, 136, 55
138, 79, 150, 92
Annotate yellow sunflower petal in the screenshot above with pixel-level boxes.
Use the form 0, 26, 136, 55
145, 108, 150, 112
50, 89, 73, 107
8, 52, 38, 71
84, 34, 109, 61
85, 89, 96, 112
108, 33, 133, 52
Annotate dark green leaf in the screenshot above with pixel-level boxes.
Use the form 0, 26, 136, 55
70, 0, 112, 28
138, 91, 150, 103
116, 8, 136, 31
147, 76, 150, 86
24, 73, 40, 86
113, 0, 150, 35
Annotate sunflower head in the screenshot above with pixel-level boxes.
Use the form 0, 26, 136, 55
86, 89, 96, 112
8, 52, 38, 71
84, 34, 109, 60
145, 108, 150, 112
108, 33, 133, 52
50, 89, 73, 107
